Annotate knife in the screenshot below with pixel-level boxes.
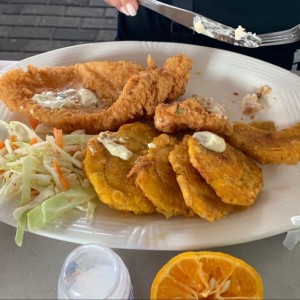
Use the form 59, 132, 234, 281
139, 0, 261, 48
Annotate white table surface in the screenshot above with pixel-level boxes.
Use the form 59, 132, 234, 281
0, 61, 300, 300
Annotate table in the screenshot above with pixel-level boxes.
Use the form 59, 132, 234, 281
0, 61, 299, 299
0, 221, 300, 299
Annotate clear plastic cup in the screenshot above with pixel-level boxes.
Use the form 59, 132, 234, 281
57, 244, 134, 299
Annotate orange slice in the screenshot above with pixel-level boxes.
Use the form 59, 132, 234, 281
150, 251, 263, 299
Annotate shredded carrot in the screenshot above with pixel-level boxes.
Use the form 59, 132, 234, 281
0, 141, 5, 149
53, 158, 70, 190
9, 135, 19, 150
31, 188, 39, 195
9, 135, 16, 142
53, 128, 64, 149
29, 137, 38, 145
28, 114, 40, 130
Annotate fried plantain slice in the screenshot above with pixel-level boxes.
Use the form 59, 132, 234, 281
188, 135, 263, 206
83, 122, 156, 214
129, 134, 194, 218
226, 122, 300, 165
168, 136, 237, 222
249, 120, 276, 131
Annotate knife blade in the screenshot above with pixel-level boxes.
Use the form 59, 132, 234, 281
139, 0, 261, 48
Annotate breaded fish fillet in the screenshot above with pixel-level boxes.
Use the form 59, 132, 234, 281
0, 60, 143, 113
226, 122, 300, 165
89, 54, 192, 133
154, 96, 233, 135
168, 136, 237, 222
188, 136, 263, 206
0, 54, 192, 133
129, 134, 194, 218
83, 122, 156, 214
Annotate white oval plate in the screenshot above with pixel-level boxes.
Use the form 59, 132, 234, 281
1, 41, 300, 250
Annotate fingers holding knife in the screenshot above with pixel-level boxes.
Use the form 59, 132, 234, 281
104, 0, 139, 16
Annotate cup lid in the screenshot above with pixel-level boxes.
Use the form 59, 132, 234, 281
57, 244, 127, 299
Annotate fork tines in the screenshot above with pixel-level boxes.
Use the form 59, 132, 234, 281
258, 25, 300, 46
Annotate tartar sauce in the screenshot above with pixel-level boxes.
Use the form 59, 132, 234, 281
97, 132, 133, 160
192, 15, 213, 37
234, 25, 248, 41
32, 88, 98, 109
193, 131, 226, 153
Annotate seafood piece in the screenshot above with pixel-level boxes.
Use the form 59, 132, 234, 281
154, 96, 233, 136
0, 54, 192, 133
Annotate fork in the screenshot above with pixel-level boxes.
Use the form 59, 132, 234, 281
258, 25, 300, 47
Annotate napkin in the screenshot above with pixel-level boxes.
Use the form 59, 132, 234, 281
283, 216, 300, 251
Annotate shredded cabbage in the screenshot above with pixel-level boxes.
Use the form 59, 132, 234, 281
0, 121, 97, 246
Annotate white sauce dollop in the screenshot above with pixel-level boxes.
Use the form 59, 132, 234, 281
32, 88, 98, 109
192, 15, 213, 37
148, 142, 157, 149
193, 131, 226, 153
193, 17, 205, 34
235, 25, 248, 41
97, 132, 133, 160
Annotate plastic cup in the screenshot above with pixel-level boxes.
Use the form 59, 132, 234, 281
57, 244, 134, 299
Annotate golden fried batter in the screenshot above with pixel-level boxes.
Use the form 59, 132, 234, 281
0, 60, 143, 113
83, 122, 157, 214
129, 134, 194, 218
0, 54, 192, 133
249, 120, 276, 131
188, 136, 263, 206
76, 60, 146, 106
154, 96, 233, 135
226, 122, 300, 165
168, 136, 237, 222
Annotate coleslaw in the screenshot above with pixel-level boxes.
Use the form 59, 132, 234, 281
0, 120, 98, 246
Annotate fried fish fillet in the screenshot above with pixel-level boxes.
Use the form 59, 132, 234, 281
83, 122, 157, 214
154, 96, 233, 135
0, 54, 192, 133
168, 136, 237, 222
92, 54, 192, 132
188, 136, 263, 206
226, 122, 300, 165
0, 60, 143, 113
129, 134, 194, 218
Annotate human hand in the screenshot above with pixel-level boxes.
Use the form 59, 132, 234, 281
104, 0, 139, 16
